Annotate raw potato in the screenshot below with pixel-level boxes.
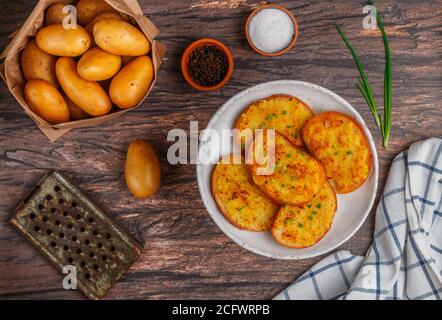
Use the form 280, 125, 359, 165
125, 140, 161, 198
66, 96, 90, 121
110, 56, 154, 109
21, 40, 58, 87
45, 2, 68, 25
271, 182, 337, 248
78, 47, 121, 81
93, 19, 151, 56
76, 0, 117, 26
56, 57, 112, 117
302, 112, 372, 193
85, 11, 122, 46
36, 24, 91, 57
212, 154, 279, 231
24, 79, 69, 124
247, 130, 326, 206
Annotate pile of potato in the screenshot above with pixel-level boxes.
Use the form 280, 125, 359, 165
22, 0, 154, 124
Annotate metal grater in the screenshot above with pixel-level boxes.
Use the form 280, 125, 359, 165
10, 171, 142, 300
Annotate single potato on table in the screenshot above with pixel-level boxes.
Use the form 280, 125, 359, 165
21, 40, 58, 87
24, 79, 69, 124
76, 0, 117, 26
212, 154, 279, 231
302, 111, 372, 194
110, 56, 154, 109
125, 140, 161, 199
36, 24, 91, 57
78, 47, 122, 81
93, 19, 151, 56
56, 57, 112, 117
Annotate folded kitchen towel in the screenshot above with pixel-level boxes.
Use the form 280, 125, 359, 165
274, 137, 442, 300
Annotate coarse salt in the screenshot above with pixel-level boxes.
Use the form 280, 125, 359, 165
248, 8, 295, 54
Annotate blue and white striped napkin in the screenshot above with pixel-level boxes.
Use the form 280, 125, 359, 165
274, 137, 442, 300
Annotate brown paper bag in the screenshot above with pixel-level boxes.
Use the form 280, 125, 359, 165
0, 0, 165, 142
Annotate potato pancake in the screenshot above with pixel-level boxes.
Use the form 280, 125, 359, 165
271, 182, 337, 248
247, 130, 326, 206
212, 154, 279, 231
302, 112, 372, 194
235, 95, 313, 148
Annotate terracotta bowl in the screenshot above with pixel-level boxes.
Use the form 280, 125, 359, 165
246, 4, 299, 57
181, 38, 234, 91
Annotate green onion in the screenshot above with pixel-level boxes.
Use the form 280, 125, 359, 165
336, 1, 392, 148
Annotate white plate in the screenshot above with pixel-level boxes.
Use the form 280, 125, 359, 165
196, 80, 378, 259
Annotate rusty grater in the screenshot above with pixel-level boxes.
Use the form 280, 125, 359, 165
10, 171, 142, 300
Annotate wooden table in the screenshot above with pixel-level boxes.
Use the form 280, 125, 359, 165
0, 0, 441, 300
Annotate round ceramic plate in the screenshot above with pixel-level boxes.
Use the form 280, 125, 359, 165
196, 80, 379, 259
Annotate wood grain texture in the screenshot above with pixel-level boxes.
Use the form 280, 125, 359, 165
0, 0, 441, 300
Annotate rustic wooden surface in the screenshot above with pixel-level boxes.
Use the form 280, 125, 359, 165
0, 0, 441, 300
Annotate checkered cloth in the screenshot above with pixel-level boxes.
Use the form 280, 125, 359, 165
274, 137, 442, 300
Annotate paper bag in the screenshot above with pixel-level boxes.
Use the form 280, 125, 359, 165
0, 0, 165, 142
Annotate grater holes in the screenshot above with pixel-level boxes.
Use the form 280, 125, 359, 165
71, 201, 77, 208
63, 211, 69, 217
80, 227, 86, 233
30, 213, 36, 220
63, 245, 69, 251
88, 218, 94, 224
97, 242, 103, 248
55, 220, 61, 226
68, 224, 73, 229
76, 214, 82, 220
34, 225, 40, 232
84, 239, 90, 245
58, 198, 64, 205
93, 264, 99, 271
80, 261, 86, 267
106, 233, 111, 239
38, 204, 44, 210
102, 255, 107, 261
43, 216, 49, 223
50, 241, 57, 248
72, 236, 77, 242
50, 207, 56, 214
54, 186, 60, 192
110, 246, 116, 252
93, 230, 99, 236
67, 257, 73, 264
46, 195, 52, 201
85, 273, 91, 280
89, 252, 95, 258
76, 248, 82, 255
46, 229, 52, 235
59, 232, 64, 239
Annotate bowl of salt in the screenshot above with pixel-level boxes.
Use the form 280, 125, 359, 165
246, 4, 299, 57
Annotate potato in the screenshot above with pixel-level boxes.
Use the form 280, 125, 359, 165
125, 140, 161, 198
36, 24, 91, 57
94, 19, 151, 56
56, 57, 112, 117
66, 96, 90, 121
21, 40, 58, 87
78, 47, 121, 81
76, 0, 117, 26
85, 11, 122, 46
24, 79, 69, 124
45, 2, 68, 25
110, 56, 154, 109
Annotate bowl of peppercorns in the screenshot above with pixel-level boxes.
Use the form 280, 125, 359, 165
181, 38, 234, 91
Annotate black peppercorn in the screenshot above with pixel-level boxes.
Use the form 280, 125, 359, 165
187, 45, 229, 87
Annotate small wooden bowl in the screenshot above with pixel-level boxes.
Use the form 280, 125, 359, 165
181, 38, 234, 91
246, 4, 299, 57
